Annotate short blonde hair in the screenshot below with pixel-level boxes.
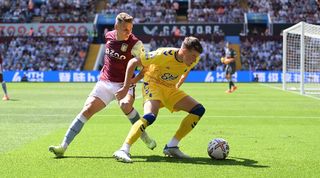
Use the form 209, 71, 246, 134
116, 12, 133, 24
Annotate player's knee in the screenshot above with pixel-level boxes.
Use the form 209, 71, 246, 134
190, 104, 205, 117
143, 113, 156, 125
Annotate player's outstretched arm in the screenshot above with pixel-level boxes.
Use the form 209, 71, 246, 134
176, 70, 190, 88
115, 57, 142, 100
131, 67, 145, 84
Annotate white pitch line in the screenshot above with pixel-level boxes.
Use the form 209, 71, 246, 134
259, 83, 320, 101
0, 113, 319, 119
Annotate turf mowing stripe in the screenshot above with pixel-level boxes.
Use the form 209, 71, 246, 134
1, 113, 319, 119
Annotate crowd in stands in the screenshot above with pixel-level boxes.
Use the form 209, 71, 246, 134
0, 0, 316, 72
250, 0, 320, 23
102, 0, 177, 23
188, 0, 320, 24
0, 0, 33, 22
0, 37, 89, 71
188, 0, 244, 23
149, 37, 283, 71
0, 0, 95, 23
240, 37, 282, 71
1, 0, 319, 23
36, 0, 95, 22
0, 35, 283, 72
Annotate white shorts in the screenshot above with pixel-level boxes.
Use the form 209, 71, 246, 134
89, 80, 135, 105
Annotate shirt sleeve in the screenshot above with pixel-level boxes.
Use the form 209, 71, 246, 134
140, 50, 159, 67
131, 40, 145, 58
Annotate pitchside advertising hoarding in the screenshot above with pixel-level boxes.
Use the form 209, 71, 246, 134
0, 23, 94, 36
3, 71, 306, 83
97, 23, 244, 42
134, 24, 243, 36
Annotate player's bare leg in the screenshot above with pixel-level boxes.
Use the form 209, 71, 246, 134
49, 96, 105, 157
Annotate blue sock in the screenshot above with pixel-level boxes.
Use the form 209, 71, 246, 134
61, 114, 87, 149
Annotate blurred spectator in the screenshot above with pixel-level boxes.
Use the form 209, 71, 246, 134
0, 0, 95, 23
187, 0, 320, 23
188, 0, 245, 23
102, 0, 177, 23
40, 0, 95, 22
1, 0, 319, 23
1, 37, 89, 71
0, 0, 33, 23
148, 36, 282, 71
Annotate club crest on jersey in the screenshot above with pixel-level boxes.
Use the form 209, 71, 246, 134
121, 44, 128, 52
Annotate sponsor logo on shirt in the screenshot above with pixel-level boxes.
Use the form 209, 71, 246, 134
105, 48, 126, 60
161, 73, 179, 81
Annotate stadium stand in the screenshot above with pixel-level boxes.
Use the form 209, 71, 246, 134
0, 0, 319, 72
0, 0, 96, 23
147, 36, 282, 71
0, 0, 33, 23
0, 37, 89, 71
187, 0, 320, 23
102, 0, 177, 23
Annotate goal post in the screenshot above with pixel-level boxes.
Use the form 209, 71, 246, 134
282, 22, 320, 96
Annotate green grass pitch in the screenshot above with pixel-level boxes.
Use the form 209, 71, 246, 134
0, 82, 319, 177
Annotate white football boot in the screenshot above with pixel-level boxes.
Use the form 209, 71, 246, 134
49, 145, 66, 158
113, 150, 132, 163
163, 145, 191, 159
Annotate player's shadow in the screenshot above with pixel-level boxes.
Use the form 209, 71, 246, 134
55, 156, 110, 160
58, 155, 268, 168
132, 155, 268, 168
4, 98, 19, 101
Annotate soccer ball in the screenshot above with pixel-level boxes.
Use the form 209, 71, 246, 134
207, 138, 229, 160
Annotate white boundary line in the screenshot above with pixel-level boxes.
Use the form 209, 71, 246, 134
260, 83, 320, 101
0, 113, 319, 119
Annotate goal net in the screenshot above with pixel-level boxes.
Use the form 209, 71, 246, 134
282, 22, 320, 96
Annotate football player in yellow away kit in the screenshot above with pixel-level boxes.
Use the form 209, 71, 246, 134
113, 36, 205, 163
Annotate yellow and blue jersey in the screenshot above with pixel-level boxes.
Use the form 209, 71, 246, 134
141, 47, 200, 87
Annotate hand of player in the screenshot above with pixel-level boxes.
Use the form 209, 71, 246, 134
115, 87, 129, 101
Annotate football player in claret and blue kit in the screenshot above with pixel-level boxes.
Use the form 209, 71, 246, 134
49, 12, 156, 158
